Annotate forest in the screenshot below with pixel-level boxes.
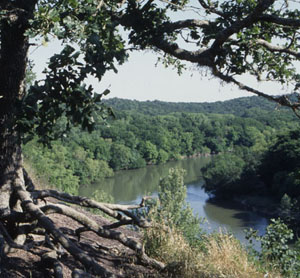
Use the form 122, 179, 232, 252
23, 95, 300, 277
24, 95, 300, 234
23, 96, 299, 196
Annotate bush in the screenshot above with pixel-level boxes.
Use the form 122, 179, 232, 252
145, 168, 203, 246
247, 218, 300, 278
143, 168, 277, 278
202, 153, 245, 195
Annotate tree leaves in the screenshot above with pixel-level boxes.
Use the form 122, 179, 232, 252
18, 0, 127, 144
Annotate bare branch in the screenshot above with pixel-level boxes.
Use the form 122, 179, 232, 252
41, 251, 63, 278
72, 268, 93, 278
255, 38, 300, 58
162, 19, 210, 32
197, 0, 226, 17
41, 203, 165, 270
153, 38, 213, 66
212, 67, 300, 111
32, 189, 151, 228
15, 167, 116, 278
0, 222, 34, 252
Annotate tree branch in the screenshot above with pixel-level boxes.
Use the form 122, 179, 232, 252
0, 222, 34, 252
255, 38, 300, 58
40, 203, 165, 270
32, 189, 151, 228
259, 14, 300, 27
212, 67, 300, 111
162, 19, 210, 32
152, 38, 213, 66
15, 166, 116, 278
197, 0, 226, 17
211, 0, 275, 51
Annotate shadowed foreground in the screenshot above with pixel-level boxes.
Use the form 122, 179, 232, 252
1, 194, 163, 278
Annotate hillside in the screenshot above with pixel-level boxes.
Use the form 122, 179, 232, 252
104, 96, 283, 116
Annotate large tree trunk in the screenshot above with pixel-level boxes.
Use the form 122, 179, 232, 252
0, 1, 35, 217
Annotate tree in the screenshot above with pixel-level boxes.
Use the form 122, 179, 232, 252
202, 153, 246, 195
2, 0, 300, 276
118, 0, 300, 115
0, 1, 163, 277
138, 140, 159, 164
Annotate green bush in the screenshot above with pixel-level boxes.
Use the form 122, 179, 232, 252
202, 153, 245, 195
145, 168, 204, 247
247, 218, 300, 277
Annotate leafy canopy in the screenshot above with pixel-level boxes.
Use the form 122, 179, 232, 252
117, 0, 300, 114
4, 0, 300, 144
12, 0, 127, 143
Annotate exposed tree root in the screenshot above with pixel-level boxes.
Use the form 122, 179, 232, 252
0, 165, 165, 277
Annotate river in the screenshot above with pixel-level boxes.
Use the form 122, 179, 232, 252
80, 156, 269, 244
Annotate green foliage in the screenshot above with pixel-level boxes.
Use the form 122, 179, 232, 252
279, 194, 300, 234
25, 97, 300, 197
247, 219, 300, 277
105, 96, 294, 120
138, 140, 159, 164
23, 138, 113, 194
260, 129, 300, 198
109, 143, 133, 170
202, 153, 249, 195
145, 168, 203, 246
17, 0, 127, 144
121, 0, 300, 104
143, 168, 271, 278
201, 126, 300, 235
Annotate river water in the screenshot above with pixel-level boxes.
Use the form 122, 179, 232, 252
80, 156, 269, 244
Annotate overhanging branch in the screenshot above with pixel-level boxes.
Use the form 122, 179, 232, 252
259, 14, 300, 27
256, 38, 300, 58
212, 68, 300, 115
211, 0, 275, 51
162, 19, 210, 32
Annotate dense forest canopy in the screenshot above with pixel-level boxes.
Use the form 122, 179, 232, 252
24, 96, 300, 196
105, 95, 294, 116
2, 0, 300, 277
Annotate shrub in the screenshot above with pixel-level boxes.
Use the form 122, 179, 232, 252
145, 168, 204, 246
143, 168, 279, 278
247, 218, 300, 278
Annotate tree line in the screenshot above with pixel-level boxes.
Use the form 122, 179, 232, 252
202, 127, 300, 233
24, 97, 299, 196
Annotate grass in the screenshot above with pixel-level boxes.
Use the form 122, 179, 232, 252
144, 222, 282, 278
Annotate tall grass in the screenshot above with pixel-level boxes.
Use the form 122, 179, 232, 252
144, 223, 281, 278
143, 168, 282, 278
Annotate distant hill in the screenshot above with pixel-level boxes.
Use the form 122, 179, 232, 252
104, 96, 280, 116
104, 96, 297, 126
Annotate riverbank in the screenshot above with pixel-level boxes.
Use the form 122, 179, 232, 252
234, 194, 279, 218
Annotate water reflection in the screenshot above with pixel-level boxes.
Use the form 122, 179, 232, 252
80, 156, 208, 203
80, 156, 269, 243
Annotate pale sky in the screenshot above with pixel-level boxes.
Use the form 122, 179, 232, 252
31, 42, 291, 103
29, 0, 300, 103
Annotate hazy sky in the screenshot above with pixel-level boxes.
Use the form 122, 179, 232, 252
30, 39, 290, 104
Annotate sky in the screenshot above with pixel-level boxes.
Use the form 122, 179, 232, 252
30, 0, 295, 105
29, 0, 300, 104
31, 42, 290, 103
